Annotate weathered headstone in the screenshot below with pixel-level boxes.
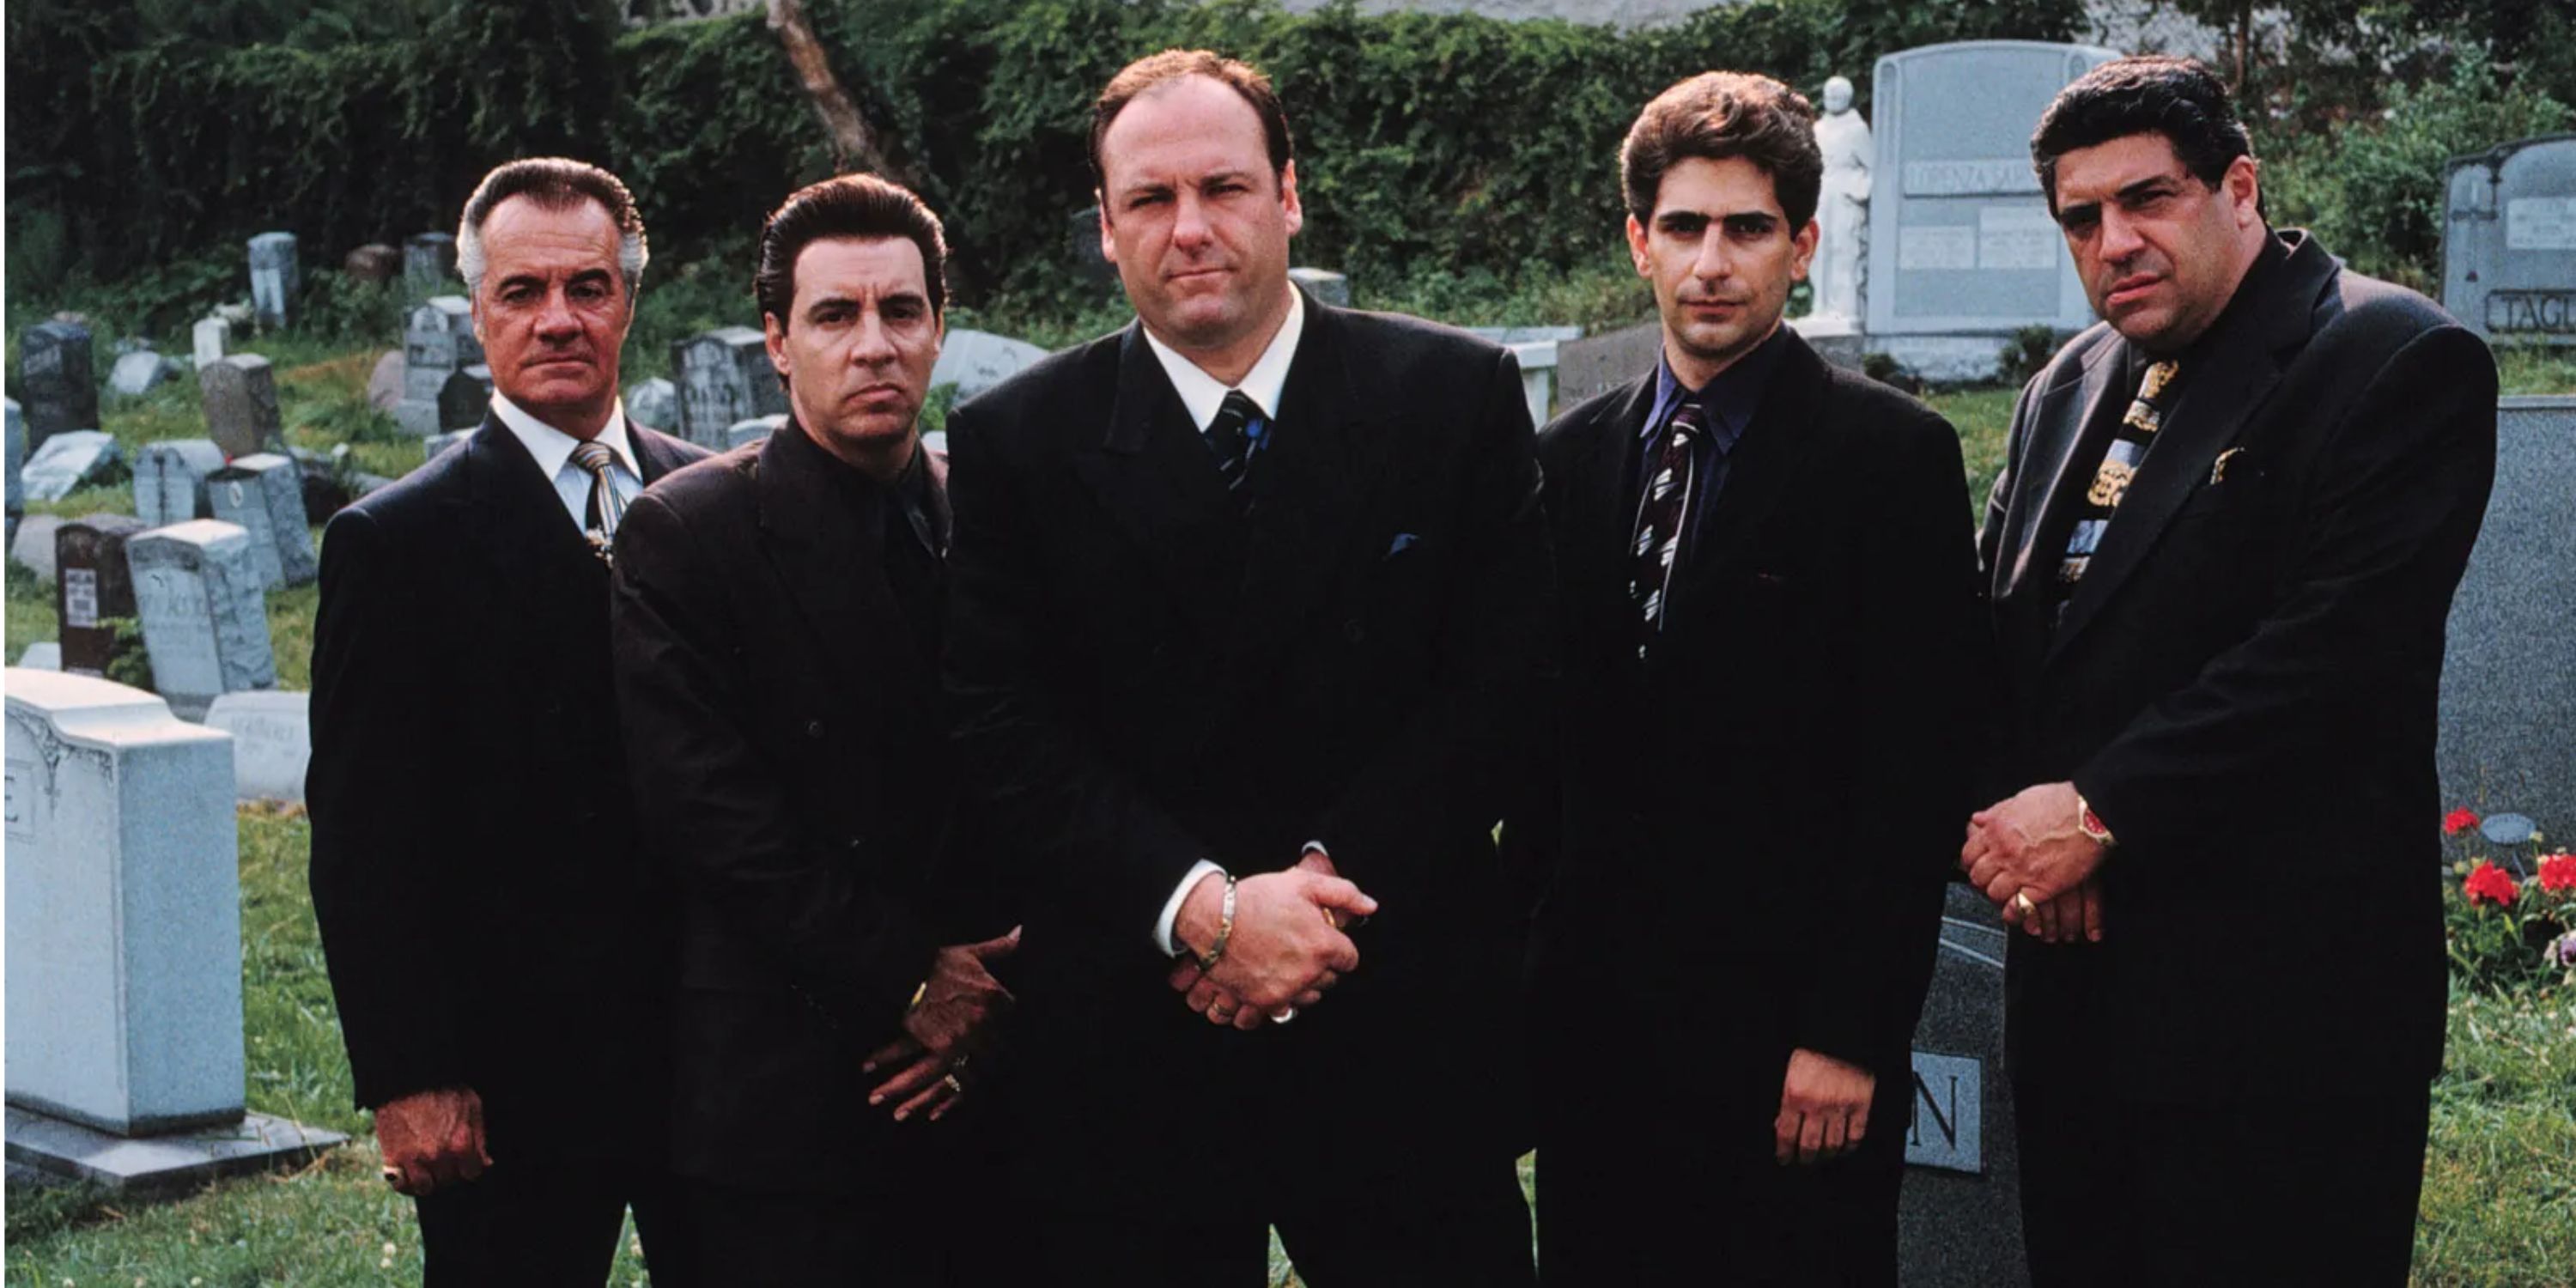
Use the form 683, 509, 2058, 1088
404, 232, 459, 305
198, 355, 283, 459
626, 377, 679, 432
17, 642, 62, 670
1289, 267, 1352, 307
2439, 395, 2576, 824
3, 669, 241, 1133
726, 414, 788, 451
930, 330, 1052, 400
191, 317, 230, 371
2444, 134, 2576, 345
396, 297, 482, 437
18, 319, 98, 447
1552, 319, 1664, 410
207, 454, 317, 589
1866, 41, 2122, 381
1467, 326, 1584, 424
342, 243, 401, 283
21, 430, 123, 503
367, 350, 405, 413
132, 440, 228, 527
108, 351, 182, 398
425, 428, 476, 460
5, 398, 24, 538
125, 521, 276, 720
672, 327, 787, 451
1898, 884, 2028, 1287
12, 514, 66, 585
437, 365, 495, 432
246, 232, 301, 331
54, 515, 149, 677
204, 691, 310, 804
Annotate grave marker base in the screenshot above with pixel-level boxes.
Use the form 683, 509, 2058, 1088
5, 1105, 344, 1195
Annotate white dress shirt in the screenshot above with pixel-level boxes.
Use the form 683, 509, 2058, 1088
1138, 289, 1317, 956
489, 392, 643, 532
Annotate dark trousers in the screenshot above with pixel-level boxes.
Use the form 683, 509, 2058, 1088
661, 1179, 969, 1286
2015, 1081, 2431, 1287
412, 1154, 684, 1287
1018, 1160, 1535, 1287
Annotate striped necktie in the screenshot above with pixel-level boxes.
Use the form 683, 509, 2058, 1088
569, 440, 625, 562
1630, 398, 1705, 659
2055, 357, 2180, 608
1206, 390, 1266, 503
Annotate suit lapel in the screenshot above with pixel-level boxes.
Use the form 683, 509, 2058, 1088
630, 425, 697, 487
1673, 333, 1826, 592
461, 416, 608, 646
2000, 340, 2129, 611
751, 424, 920, 701
1070, 323, 1248, 647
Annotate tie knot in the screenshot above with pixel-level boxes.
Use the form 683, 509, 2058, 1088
1667, 398, 1707, 446
569, 440, 618, 477
1216, 390, 1263, 428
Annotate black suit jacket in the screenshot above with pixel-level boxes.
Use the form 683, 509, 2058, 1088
1979, 231, 2496, 1097
610, 424, 987, 1193
307, 414, 707, 1163
942, 298, 1557, 1210
1524, 331, 1983, 1104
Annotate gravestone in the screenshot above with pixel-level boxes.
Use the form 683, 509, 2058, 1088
133, 440, 228, 527
109, 350, 182, 398
673, 327, 787, 451
21, 430, 123, 503
198, 355, 284, 459
1552, 319, 1664, 410
204, 691, 310, 804
1467, 326, 1584, 424
18, 319, 98, 447
191, 316, 230, 370
396, 298, 483, 436
1898, 884, 2028, 1287
126, 520, 277, 720
1866, 41, 2121, 381
207, 454, 317, 589
2439, 396, 2576, 824
6, 398, 23, 538
12, 515, 66, 585
626, 377, 679, 432
931, 330, 1051, 400
726, 414, 787, 451
342, 243, 401, 283
54, 515, 148, 677
404, 233, 459, 305
367, 350, 405, 412
3, 669, 240, 1133
18, 643, 62, 670
246, 232, 301, 330
437, 366, 495, 432
425, 428, 476, 460
2443, 134, 2576, 345
1289, 267, 1352, 307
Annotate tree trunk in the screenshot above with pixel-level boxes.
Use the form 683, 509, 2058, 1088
765, 0, 914, 184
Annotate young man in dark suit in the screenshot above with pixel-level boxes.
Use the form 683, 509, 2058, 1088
307, 158, 708, 1285
608, 174, 1016, 1284
1520, 72, 1984, 1285
942, 48, 1553, 1286
1962, 58, 2496, 1285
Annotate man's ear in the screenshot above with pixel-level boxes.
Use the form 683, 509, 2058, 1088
1626, 213, 1652, 278
762, 313, 792, 380
1792, 218, 1820, 281
1097, 191, 1118, 267
1280, 161, 1303, 238
2227, 155, 2263, 228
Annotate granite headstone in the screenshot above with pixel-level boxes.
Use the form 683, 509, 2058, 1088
2439, 395, 2576, 823
126, 521, 276, 720
12, 514, 66, 585
437, 366, 494, 433
191, 317, 230, 370
404, 233, 459, 305
2444, 134, 2576, 345
246, 232, 301, 330
207, 453, 317, 589
342, 243, 401, 283
108, 351, 182, 398
21, 430, 123, 503
424, 428, 476, 460
54, 514, 149, 677
626, 377, 679, 433
1289, 267, 1352, 307
930, 330, 1051, 400
198, 355, 284, 459
1069, 204, 1118, 286
397, 297, 483, 436
1898, 884, 2028, 1286
204, 691, 310, 805
18, 643, 62, 670
132, 440, 228, 527
1552, 320, 1665, 409
18, 319, 98, 447
726, 414, 787, 451
673, 327, 787, 451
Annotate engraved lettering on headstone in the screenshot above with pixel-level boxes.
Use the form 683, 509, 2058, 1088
1904, 1051, 1984, 1173
1899, 225, 1979, 271
62, 568, 98, 629
1978, 206, 2062, 270
2506, 196, 2576, 252
1902, 159, 2041, 197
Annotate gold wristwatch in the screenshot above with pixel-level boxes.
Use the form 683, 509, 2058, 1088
2075, 793, 2116, 848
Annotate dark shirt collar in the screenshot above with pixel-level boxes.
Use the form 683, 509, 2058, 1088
1643, 319, 1793, 448
784, 418, 943, 554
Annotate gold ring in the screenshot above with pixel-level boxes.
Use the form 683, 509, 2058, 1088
380, 1166, 402, 1186
944, 1072, 964, 1095
2014, 890, 2038, 917
1321, 907, 1345, 931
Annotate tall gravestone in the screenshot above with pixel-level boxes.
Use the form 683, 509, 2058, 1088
1898, 884, 2028, 1286
18, 319, 98, 448
207, 453, 317, 589
673, 327, 786, 451
199, 355, 284, 459
191, 316, 230, 370
246, 232, 301, 331
438, 366, 495, 432
126, 521, 276, 720
2439, 395, 2576, 826
55, 515, 149, 677
6, 398, 24, 539
2444, 134, 2576, 345
1867, 42, 2121, 380
403, 233, 459, 305
398, 297, 483, 437
133, 439, 229, 527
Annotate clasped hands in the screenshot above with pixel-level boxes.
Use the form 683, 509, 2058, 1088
1168, 848, 1377, 1030
1959, 781, 2106, 944
864, 926, 1020, 1123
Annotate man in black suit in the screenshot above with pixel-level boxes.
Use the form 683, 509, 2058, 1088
308, 158, 708, 1285
943, 48, 1553, 1286
1520, 72, 1983, 1285
1963, 58, 2496, 1285
608, 173, 1015, 1284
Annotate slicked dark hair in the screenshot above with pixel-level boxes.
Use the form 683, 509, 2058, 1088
1620, 72, 1823, 229
457, 157, 648, 295
754, 173, 950, 328
1091, 49, 1295, 193
2031, 57, 2257, 215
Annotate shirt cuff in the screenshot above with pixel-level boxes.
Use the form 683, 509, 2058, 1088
1156, 860, 1226, 957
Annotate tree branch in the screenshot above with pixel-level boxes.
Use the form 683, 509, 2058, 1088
765, 0, 912, 184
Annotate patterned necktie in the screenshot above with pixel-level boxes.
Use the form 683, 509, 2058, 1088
1206, 390, 1267, 501
569, 440, 624, 562
2055, 357, 2180, 603
1630, 398, 1705, 659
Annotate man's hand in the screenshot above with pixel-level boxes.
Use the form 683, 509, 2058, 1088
1960, 781, 2106, 920
863, 927, 1020, 1122
1169, 866, 1375, 1028
374, 1086, 491, 1196
1776, 1049, 1874, 1166
2023, 874, 2106, 944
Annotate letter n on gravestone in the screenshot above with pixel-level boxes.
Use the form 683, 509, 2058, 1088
54, 514, 148, 677
207, 454, 317, 589
1898, 884, 2029, 1287
672, 327, 786, 451
125, 521, 276, 722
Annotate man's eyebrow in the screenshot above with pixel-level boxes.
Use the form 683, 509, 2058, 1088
2116, 174, 2181, 203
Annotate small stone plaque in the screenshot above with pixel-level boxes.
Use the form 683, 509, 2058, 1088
931, 330, 1051, 400
21, 431, 122, 504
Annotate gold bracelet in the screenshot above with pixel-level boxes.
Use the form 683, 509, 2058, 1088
1199, 874, 1238, 974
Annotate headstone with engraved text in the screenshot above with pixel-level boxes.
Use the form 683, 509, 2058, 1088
404, 233, 459, 306
2439, 395, 2576, 824
206, 454, 316, 589
1898, 884, 2029, 1286
2444, 134, 2576, 345
125, 521, 276, 721
133, 440, 228, 528
204, 691, 310, 804
53, 515, 148, 677
673, 327, 787, 451
396, 297, 483, 437
626, 377, 678, 433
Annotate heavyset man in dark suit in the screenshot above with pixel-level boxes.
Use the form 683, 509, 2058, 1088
609, 174, 1015, 1284
1963, 58, 2495, 1285
1521, 72, 1982, 1285
942, 48, 1553, 1285
307, 158, 708, 1285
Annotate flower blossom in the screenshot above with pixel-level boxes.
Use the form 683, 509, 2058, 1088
2537, 852, 2576, 894
2463, 860, 2518, 907
2443, 808, 2481, 835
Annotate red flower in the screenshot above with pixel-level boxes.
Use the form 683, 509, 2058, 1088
2443, 808, 2481, 835
2464, 860, 2518, 907
2539, 853, 2576, 894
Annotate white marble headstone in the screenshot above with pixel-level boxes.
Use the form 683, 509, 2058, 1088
125, 521, 276, 721
132, 440, 229, 527
246, 232, 301, 331
931, 330, 1052, 400
726, 414, 787, 451
21, 430, 122, 504
191, 317, 231, 371
204, 690, 309, 804
206, 454, 317, 589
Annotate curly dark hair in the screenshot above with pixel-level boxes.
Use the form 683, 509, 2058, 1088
1620, 72, 1822, 228
2031, 56, 2256, 215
